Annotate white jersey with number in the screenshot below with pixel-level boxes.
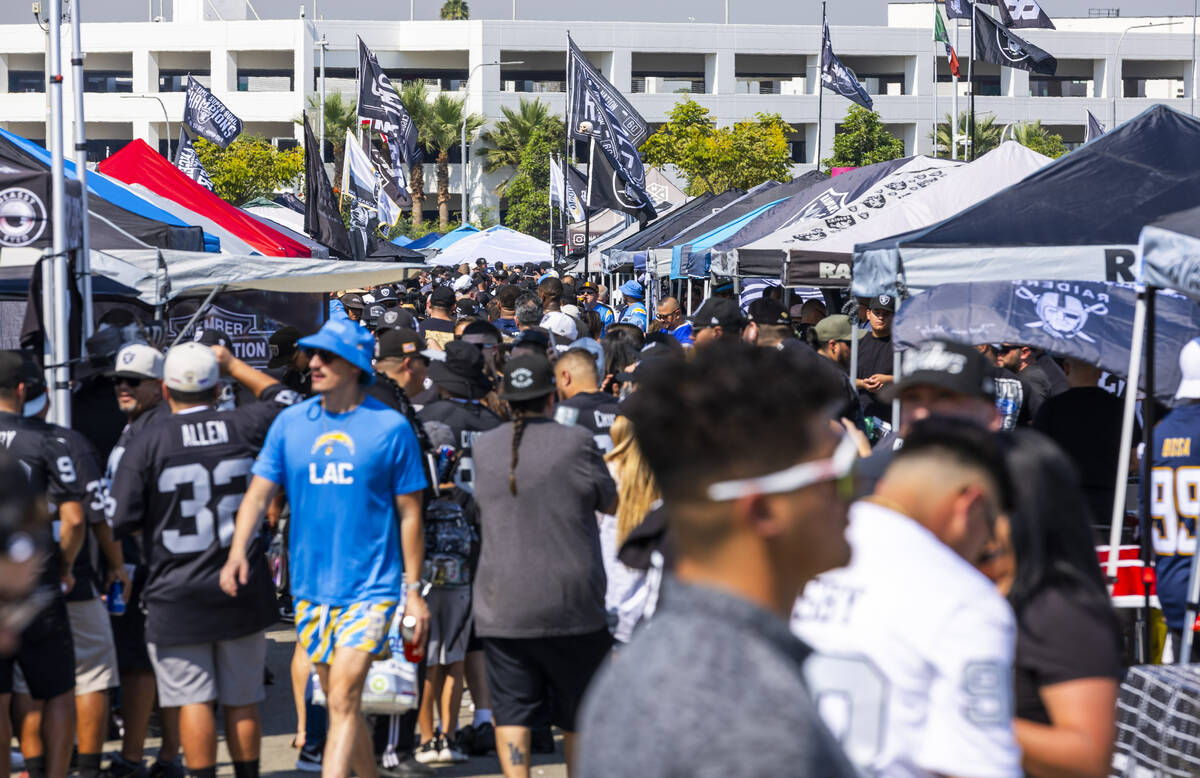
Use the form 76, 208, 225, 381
791, 501, 1021, 778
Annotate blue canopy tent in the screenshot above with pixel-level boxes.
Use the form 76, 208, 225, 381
0, 127, 221, 253
407, 232, 445, 250
670, 199, 788, 279
391, 234, 414, 247
427, 224, 480, 250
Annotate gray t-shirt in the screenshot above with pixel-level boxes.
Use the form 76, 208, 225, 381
577, 578, 859, 778
472, 417, 616, 638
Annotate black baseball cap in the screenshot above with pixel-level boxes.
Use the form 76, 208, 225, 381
885, 340, 996, 401
748, 297, 790, 326
376, 327, 427, 360
428, 341, 493, 399
340, 293, 365, 310
869, 294, 896, 312
430, 286, 456, 309
376, 307, 419, 332
363, 304, 388, 326
500, 353, 555, 401
268, 326, 301, 369
689, 297, 746, 330
456, 298, 480, 318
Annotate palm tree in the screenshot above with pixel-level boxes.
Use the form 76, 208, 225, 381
1007, 120, 1067, 158
397, 80, 432, 226
930, 111, 1002, 160
440, 0, 469, 20
477, 97, 564, 195
423, 92, 486, 229
298, 93, 358, 185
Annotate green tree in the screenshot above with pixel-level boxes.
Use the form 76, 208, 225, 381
440, 0, 469, 19
297, 92, 358, 186
477, 98, 564, 195
397, 80, 432, 227
423, 92, 486, 230
503, 127, 558, 241
641, 99, 793, 196
193, 135, 304, 205
822, 105, 905, 172
1008, 120, 1067, 159
930, 111, 1003, 159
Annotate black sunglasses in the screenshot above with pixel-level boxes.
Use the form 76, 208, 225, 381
996, 344, 1021, 354
303, 348, 342, 364
113, 376, 143, 388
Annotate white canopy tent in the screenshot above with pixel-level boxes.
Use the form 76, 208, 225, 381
429, 225, 552, 267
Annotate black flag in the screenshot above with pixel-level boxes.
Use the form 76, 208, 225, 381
944, 0, 972, 19
370, 134, 412, 209
182, 75, 242, 149
302, 114, 353, 259
567, 34, 649, 145
1085, 110, 1105, 143
821, 21, 873, 110
995, 0, 1054, 29
175, 129, 214, 191
357, 37, 423, 167
974, 8, 1057, 75
585, 80, 656, 223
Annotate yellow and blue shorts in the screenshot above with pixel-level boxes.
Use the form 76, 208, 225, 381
294, 599, 398, 666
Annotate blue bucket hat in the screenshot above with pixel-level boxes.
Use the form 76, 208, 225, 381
619, 280, 644, 300
297, 318, 376, 384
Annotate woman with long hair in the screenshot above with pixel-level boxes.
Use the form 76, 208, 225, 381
983, 429, 1122, 778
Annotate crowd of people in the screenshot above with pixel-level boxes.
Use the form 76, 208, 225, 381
0, 254, 1192, 778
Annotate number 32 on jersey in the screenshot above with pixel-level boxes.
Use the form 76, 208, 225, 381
1151, 466, 1200, 556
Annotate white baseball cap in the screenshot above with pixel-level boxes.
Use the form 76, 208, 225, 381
541, 311, 579, 343
163, 342, 220, 393
452, 274, 474, 293
1177, 338, 1200, 400
111, 343, 164, 381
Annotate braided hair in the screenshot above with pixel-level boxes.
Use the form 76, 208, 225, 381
506, 396, 546, 496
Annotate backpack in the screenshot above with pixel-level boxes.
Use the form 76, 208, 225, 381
422, 495, 477, 587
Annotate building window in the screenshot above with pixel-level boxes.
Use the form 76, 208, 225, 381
238, 69, 294, 92
87, 139, 132, 163
8, 71, 44, 93
1123, 77, 1185, 99
83, 71, 134, 93
790, 140, 807, 163
1030, 77, 1091, 97
631, 74, 704, 94
860, 75, 905, 96
159, 72, 210, 92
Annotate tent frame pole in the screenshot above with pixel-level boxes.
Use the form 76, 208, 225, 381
849, 304, 860, 399
891, 293, 902, 425
1106, 288, 1145, 585
70, 0, 93, 342
1139, 286, 1157, 664
47, 0, 71, 429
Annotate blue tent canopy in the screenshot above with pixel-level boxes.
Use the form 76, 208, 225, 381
428, 224, 480, 250
391, 234, 414, 247
671, 199, 787, 279
407, 232, 444, 249
0, 127, 221, 253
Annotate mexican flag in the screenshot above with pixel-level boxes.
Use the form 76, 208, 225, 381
934, 8, 962, 79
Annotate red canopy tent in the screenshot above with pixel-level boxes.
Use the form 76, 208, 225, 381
98, 140, 310, 258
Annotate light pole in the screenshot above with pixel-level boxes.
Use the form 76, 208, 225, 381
1113, 20, 1182, 130
462, 59, 522, 225
121, 94, 172, 156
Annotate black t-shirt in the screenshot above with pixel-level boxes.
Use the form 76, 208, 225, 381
418, 399, 502, 492
109, 387, 295, 646
0, 411, 87, 592
554, 391, 620, 453
1033, 386, 1138, 525
1013, 584, 1122, 725
1019, 360, 1067, 419
856, 332, 894, 422
422, 317, 457, 350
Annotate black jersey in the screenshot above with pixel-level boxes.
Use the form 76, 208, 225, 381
0, 411, 87, 591
554, 391, 619, 453
60, 428, 107, 602
104, 402, 170, 570
109, 387, 294, 646
418, 399, 502, 492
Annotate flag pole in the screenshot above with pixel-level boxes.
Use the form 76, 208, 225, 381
932, 23, 938, 157
549, 154, 556, 263
584, 137, 594, 277
952, 16, 960, 160
968, 3, 976, 161
815, 1, 826, 169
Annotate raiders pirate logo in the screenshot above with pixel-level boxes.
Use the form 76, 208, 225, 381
1017, 286, 1108, 344
996, 28, 1031, 63
862, 194, 887, 209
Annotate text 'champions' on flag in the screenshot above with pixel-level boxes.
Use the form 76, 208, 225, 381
182, 75, 243, 149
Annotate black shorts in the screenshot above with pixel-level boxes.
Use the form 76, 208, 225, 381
111, 567, 151, 672
482, 630, 611, 731
0, 592, 75, 700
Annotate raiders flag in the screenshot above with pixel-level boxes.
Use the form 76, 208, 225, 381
585, 80, 656, 223
1085, 110, 1105, 143
944, 0, 972, 19
821, 21, 873, 110
183, 76, 242, 149
357, 37, 423, 168
174, 129, 214, 192
995, 0, 1054, 29
973, 8, 1057, 75
302, 114, 353, 258
564, 160, 588, 223
566, 34, 649, 146
370, 134, 412, 209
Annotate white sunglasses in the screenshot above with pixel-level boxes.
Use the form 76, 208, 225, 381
706, 434, 860, 502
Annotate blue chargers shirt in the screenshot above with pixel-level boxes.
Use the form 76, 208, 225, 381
1151, 403, 1200, 630
253, 394, 428, 606
590, 303, 616, 335
670, 322, 694, 346
620, 302, 648, 331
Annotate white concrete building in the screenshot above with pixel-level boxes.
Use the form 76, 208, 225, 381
1, 0, 1197, 219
